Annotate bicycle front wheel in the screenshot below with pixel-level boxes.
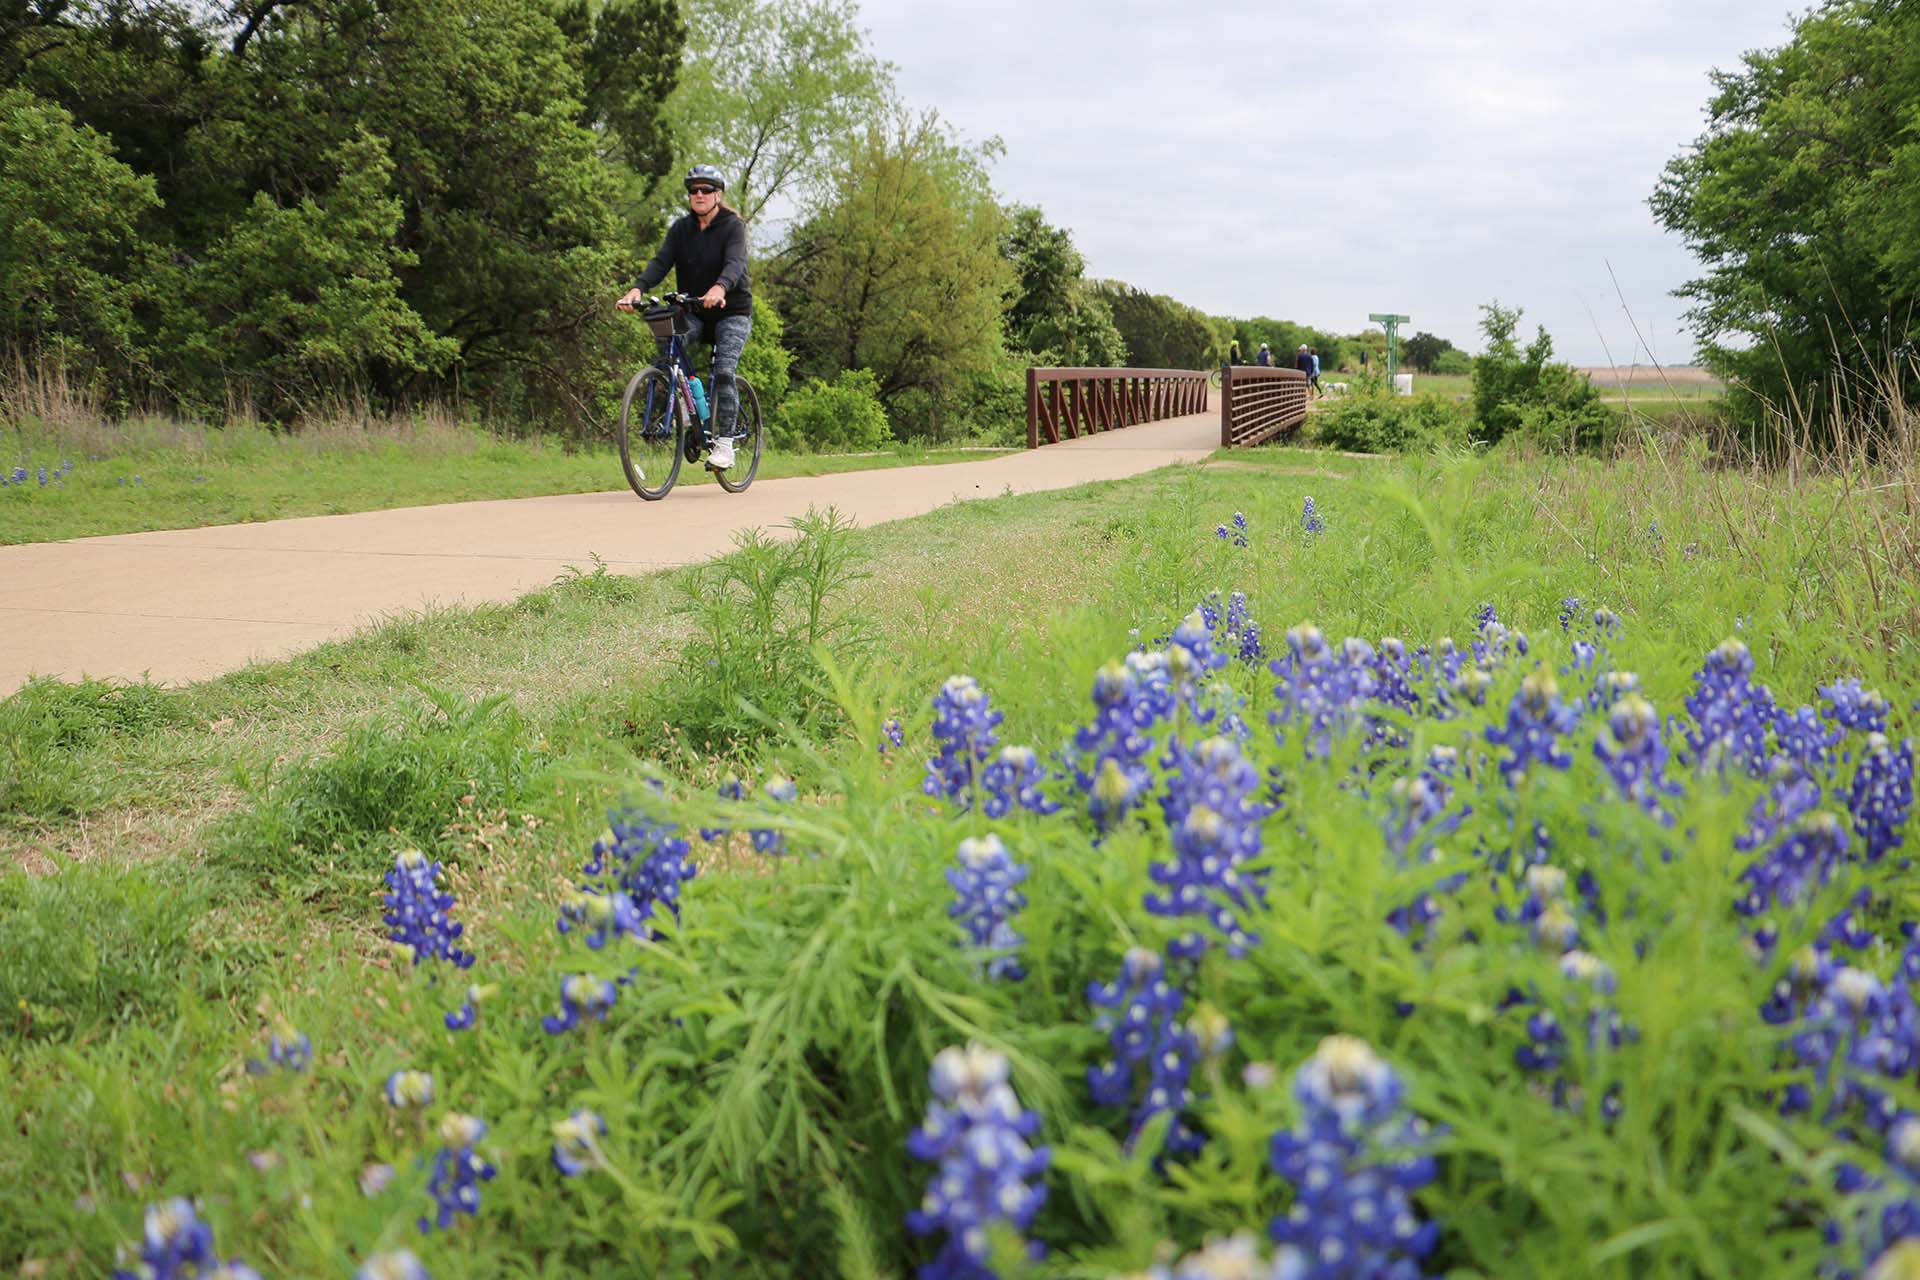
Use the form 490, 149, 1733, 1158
618, 367, 683, 501
715, 376, 763, 494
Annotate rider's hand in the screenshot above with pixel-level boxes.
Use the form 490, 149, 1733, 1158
615, 288, 643, 312
699, 285, 726, 310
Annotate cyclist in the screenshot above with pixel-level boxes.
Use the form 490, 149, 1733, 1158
616, 164, 754, 469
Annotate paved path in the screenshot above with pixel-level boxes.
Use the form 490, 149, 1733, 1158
1, 410, 1221, 694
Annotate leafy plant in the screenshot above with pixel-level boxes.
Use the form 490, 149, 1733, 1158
646, 506, 872, 755
1310, 382, 1473, 454
214, 682, 539, 885
1470, 301, 1613, 450
773, 368, 891, 451
0, 676, 189, 820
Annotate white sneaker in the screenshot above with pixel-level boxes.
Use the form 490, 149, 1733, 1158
708, 436, 735, 470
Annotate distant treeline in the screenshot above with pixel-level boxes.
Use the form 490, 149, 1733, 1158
4, 0, 1483, 444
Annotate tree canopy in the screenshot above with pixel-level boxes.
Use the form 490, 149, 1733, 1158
1652, 0, 1920, 440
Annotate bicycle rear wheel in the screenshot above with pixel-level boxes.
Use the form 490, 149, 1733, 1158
618, 367, 682, 501
714, 376, 763, 494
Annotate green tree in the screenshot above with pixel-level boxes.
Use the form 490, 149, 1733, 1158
555, 0, 687, 209
1401, 331, 1456, 374
1651, 0, 1920, 441
772, 110, 1011, 437
667, 0, 892, 222
0, 87, 159, 385
1001, 205, 1125, 367
176, 131, 455, 417
1094, 282, 1215, 369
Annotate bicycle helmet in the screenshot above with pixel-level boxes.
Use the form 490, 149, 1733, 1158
684, 164, 726, 192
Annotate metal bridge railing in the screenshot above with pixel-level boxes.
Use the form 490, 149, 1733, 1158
1220, 366, 1309, 447
1025, 367, 1210, 448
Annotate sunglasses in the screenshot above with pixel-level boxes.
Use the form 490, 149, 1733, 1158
687, 186, 719, 196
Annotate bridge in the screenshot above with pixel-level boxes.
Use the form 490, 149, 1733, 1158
1025, 364, 1309, 450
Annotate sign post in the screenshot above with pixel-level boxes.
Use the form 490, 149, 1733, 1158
1368, 313, 1411, 388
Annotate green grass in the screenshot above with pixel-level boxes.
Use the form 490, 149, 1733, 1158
0, 416, 1014, 545
1, 446, 1915, 1278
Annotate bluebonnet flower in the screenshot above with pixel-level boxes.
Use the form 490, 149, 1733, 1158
1226, 591, 1265, 666
924, 675, 1003, 804
420, 1113, 496, 1233
383, 849, 473, 970
1738, 811, 1851, 921
577, 810, 697, 940
1849, 734, 1915, 864
1515, 951, 1629, 1119
880, 717, 905, 754
1822, 680, 1892, 735
1777, 964, 1920, 1136
385, 1069, 434, 1109
1302, 496, 1324, 536
1075, 659, 1166, 833
1167, 608, 1230, 713
552, 1109, 607, 1176
1270, 624, 1375, 759
111, 1198, 244, 1280
36, 465, 46, 486
1684, 638, 1776, 774
555, 888, 647, 949
981, 745, 1058, 819
698, 774, 745, 841
6, 465, 24, 485
1738, 755, 1825, 855
1216, 511, 1250, 547
1148, 735, 1268, 958
1146, 1232, 1307, 1279
1557, 597, 1583, 631
1267, 1036, 1440, 1277
1368, 637, 1422, 719
905, 1045, 1050, 1279
1774, 701, 1842, 775
360, 1163, 398, 1197
1592, 692, 1680, 819
443, 982, 494, 1031
542, 973, 618, 1034
1087, 947, 1203, 1158
245, 1022, 311, 1074
1470, 619, 1528, 668
1487, 670, 1579, 784
751, 775, 798, 855
357, 1252, 429, 1280
947, 834, 1029, 980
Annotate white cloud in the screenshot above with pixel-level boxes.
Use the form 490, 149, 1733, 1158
848, 0, 1800, 363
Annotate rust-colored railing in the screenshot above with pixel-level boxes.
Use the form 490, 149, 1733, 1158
1026, 367, 1210, 448
1220, 366, 1309, 447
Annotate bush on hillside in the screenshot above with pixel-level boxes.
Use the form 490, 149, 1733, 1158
1311, 384, 1473, 453
1434, 348, 1472, 376
1470, 301, 1612, 450
773, 368, 892, 452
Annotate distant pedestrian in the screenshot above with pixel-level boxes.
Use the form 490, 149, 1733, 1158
1295, 343, 1314, 392
1309, 347, 1323, 395
1255, 343, 1272, 367
1228, 338, 1243, 366
1359, 349, 1369, 370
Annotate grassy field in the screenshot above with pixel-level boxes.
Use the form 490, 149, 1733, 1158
0, 415, 1012, 544
2, 445, 1916, 1277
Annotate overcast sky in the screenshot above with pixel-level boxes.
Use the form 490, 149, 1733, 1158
850, 0, 1800, 366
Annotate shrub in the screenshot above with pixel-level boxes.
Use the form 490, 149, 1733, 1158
0, 677, 189, 819
646, 507, 872, 756
1470, 300, 1611, 449
214, 684, 538, 885
1310, 387, 1473, 453
1434, 348, 1472, 376
0, 863, 255, 1036
774, 368, 892, 452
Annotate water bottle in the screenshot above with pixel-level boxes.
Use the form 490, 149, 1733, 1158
689, 375, 710, 425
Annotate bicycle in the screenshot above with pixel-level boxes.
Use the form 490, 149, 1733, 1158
617, 292, 763, 501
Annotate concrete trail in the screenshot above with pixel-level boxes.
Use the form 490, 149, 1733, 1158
0, 409, 1220, 694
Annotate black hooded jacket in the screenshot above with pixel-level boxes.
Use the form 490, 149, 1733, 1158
633, 206, 754, 320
